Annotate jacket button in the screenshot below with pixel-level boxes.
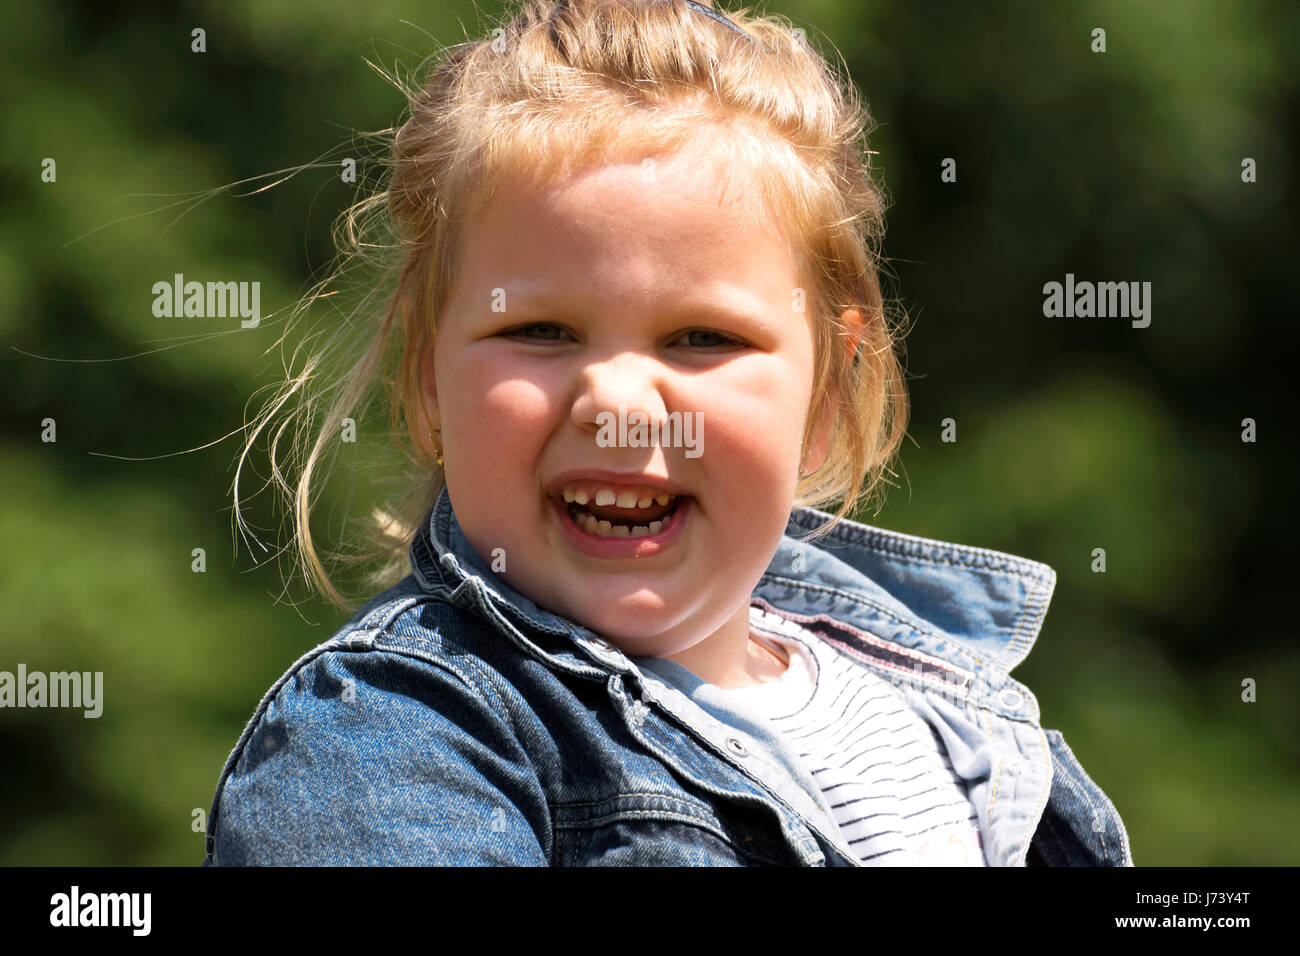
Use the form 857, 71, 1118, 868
726, 737, 748, 757
591, 638, 622, 658
998, 688, 1024, 710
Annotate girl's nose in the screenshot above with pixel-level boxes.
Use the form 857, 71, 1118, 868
570, 351, 671, 436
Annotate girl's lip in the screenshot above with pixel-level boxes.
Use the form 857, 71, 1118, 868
549, 493, 692, 560
545, 470, 691, 499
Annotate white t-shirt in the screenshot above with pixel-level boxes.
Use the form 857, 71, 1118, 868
716, 606, 988, 866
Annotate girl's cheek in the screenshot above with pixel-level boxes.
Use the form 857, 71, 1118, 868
480, 379, 555, 434
697, 385, 805, 464
450, 350, 557, 443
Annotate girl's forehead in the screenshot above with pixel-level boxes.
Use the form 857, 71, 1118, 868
496, 152, 763, 218
445, 132, 813, 307
454, 187, 801, 308
488, 124, 781, 216
465, 160, 795, 273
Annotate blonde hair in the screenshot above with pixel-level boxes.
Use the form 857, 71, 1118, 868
236, 0, 909, 612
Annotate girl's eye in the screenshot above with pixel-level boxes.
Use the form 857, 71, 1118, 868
502, 323, 744, 349
505, 322, 572, 341
675, 329, 744, 349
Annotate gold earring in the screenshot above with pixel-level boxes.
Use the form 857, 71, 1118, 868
430, 429, 443, 467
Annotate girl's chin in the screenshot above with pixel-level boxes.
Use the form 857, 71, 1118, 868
559, 595, 681, 637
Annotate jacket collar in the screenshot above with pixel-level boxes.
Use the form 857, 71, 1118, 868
409, 486, 1056, 694
764, 503, 1057, 676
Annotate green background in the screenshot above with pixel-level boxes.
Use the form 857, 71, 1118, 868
2, 0, 1296, 865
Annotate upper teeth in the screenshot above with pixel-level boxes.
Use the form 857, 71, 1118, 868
562, 484, 676, 508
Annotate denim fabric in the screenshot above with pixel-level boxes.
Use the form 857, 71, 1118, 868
631, 653, 844, 839
204, 486, 1133, 866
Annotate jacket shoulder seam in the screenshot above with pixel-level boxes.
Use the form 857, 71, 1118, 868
367, 597, 519, 718
204, 638, 365, 862
205, 640, 532, 864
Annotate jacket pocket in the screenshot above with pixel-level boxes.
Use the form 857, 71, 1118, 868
549, 791, 797, 866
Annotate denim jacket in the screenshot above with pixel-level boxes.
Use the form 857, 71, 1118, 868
204, 487, 1133, 866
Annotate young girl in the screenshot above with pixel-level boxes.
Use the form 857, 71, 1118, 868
204, 0, 1131, 866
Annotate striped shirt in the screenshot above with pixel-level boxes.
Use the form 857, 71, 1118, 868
715, 606, 988, 866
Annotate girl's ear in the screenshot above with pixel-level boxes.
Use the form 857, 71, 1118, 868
841, 307, 863, 363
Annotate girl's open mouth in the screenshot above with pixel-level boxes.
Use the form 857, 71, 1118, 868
564, 493, 682, 537
549, 492, 692, 559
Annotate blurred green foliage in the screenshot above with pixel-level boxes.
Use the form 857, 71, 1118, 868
1, 0, 1296, 865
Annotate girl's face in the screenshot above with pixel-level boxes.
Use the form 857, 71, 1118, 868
423, 141, 833, 674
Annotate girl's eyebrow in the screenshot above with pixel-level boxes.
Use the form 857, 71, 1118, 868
504, 288, 780, 332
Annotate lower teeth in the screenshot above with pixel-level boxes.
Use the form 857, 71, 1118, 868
568, 502, 678, 538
